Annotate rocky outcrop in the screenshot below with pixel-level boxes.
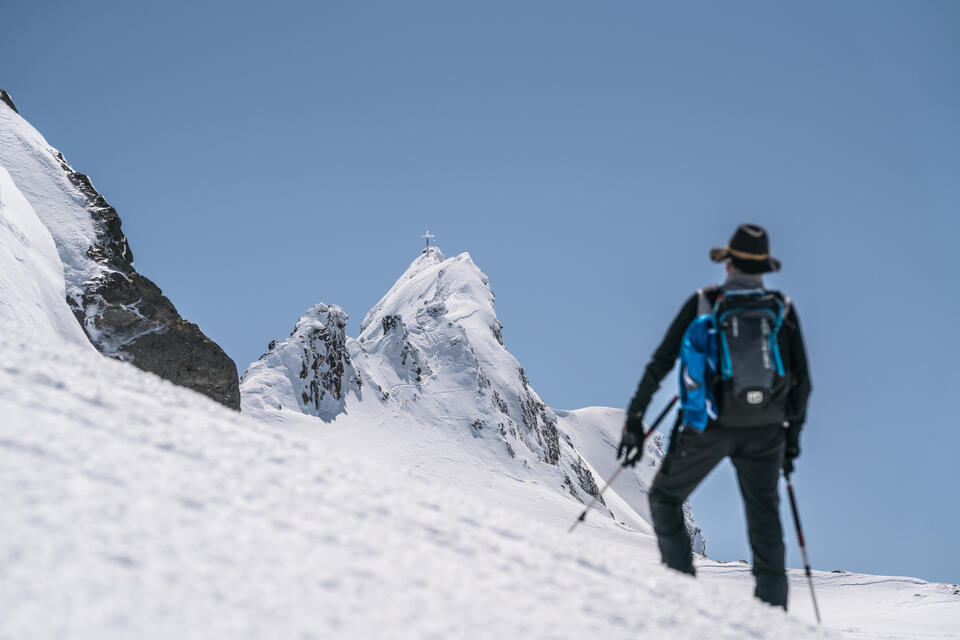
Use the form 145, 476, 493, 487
0, 90, 240, 409
0, 90, 18, 114
77, 268, 240, 409
240, 304, 361, 420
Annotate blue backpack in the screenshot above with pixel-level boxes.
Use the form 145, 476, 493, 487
679, 288, 791, 430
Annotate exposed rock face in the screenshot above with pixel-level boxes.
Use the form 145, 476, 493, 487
370, 314, 427, 386
517, 367, 561, 465
57, 153, 240, 409
0, 90, 240, 409
241, 304, 361, 420
0, 89, 18, 114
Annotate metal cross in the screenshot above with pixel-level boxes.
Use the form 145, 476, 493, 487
421, 229, 436, 249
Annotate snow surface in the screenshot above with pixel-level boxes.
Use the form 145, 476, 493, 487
1, 182, 956, 637
0, 97, 103, 300
4, 329, 958, 638
556, 405, 704, 554
0, 163, 91, 348
1, 331, 831, 640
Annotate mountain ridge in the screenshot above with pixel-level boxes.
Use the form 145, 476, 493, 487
242, 246, 704, 551
0, 89, 240, 408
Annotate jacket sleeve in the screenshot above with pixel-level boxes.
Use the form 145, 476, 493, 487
626, 293, 699, 419
784, 304, 812, 430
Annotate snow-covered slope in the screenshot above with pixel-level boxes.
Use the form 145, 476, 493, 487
241, 248, 704, 545
1, 197, 955, 637
556, 406, 705, 554
0, 89, 239, 408
4, 327, 958, 639
353, 248, 595, 492
0, 163, 91, 347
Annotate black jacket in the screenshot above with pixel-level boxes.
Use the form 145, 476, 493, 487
627, 286, 812, 435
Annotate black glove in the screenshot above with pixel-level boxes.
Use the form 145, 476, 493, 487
617, 412, 647, 466
783, 425, 801, 476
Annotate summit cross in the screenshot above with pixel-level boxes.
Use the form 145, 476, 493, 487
421, 229, 436, 250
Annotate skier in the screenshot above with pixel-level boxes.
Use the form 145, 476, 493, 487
619, 223, 811, 609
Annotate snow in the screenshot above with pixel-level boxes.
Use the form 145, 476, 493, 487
3, 327, 958, 638
241, 303, 361, 420
1, 167, 956, 637
556, 406, 705, 554
1, 332, 835, 640
0, 163, 91, 347
0, 97, 104, 301
235, 248, 960, 638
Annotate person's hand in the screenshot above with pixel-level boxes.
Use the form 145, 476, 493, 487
617, 413, 646, 466
783, 426, 801, 476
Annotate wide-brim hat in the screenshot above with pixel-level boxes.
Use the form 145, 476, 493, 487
709, 223, 781, 274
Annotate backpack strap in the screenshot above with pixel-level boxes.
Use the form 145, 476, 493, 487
695, 286, 721, 316
766, 290, 793, 320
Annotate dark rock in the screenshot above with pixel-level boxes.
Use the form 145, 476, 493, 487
570, 456, 602, 501
381, 315, 401, 334
516, 367, 561, 464
490, 320, 504, 346
491, 389, 509, 415
5, 91, 240, 409
0, 89, 18, 114
73, 270, 239, 409
120, 322, 240, 409
297, 317, 352, 411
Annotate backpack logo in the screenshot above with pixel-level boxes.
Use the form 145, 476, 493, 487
746, 390, 764, 405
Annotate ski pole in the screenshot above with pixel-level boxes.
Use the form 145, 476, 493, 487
568, 395, 678, 533
785, 474, 822, 624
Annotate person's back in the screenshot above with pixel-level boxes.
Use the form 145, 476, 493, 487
619, 223, 812, 609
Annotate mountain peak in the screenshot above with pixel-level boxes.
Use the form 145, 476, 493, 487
241, 302, 360, 420
240, 247, 702, 549
359, 248, 489, 336
295, 302, 347, 334
417, 245, 446, 262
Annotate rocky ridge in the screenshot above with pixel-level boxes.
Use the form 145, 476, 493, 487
241, 304, 361, 420
0, 90, 239, 408
241, 247, 703, 551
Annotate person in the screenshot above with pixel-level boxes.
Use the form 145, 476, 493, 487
619, 223, 811, 609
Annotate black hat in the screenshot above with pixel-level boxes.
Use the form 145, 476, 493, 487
709, 223, 781, 274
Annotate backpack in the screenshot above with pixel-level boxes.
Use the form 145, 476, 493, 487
679, 288, 791, 430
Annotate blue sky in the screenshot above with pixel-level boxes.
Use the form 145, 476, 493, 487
4, 1, 958, 583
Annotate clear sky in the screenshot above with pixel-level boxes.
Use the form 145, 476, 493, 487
3, 1, 958, 583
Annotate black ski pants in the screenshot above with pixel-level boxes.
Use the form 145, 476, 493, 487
648, 423, 788, 608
